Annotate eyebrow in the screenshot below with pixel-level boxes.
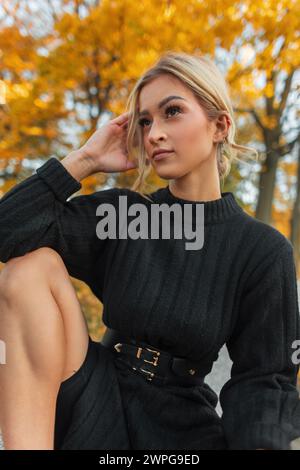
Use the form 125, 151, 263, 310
138, 95, 187, 118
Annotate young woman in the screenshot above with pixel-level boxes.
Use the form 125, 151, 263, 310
0, 52, 300, 450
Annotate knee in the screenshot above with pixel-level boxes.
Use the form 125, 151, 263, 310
0, 247, 65, 300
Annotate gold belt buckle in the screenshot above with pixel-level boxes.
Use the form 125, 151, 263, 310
139, 368, 155, 381
136, 346, 161, 366
114, 343, 122, 353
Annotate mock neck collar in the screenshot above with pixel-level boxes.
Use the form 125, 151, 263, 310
150, 185, 244, 224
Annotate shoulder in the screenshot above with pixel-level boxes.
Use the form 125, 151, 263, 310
238, 211, 295, 287
83, 186, 122, 204
73, 187, 155, 213
239, 210, 293, 254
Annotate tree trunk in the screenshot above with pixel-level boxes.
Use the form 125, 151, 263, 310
255, 148, 280, 224
290, 143, 300, 277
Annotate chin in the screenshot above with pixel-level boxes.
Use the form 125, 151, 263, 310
154, 165, 188, 180
154, 168, 181, 180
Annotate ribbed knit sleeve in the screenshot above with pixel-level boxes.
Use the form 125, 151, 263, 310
219, 239, 300, 450
0, 157, 119, 297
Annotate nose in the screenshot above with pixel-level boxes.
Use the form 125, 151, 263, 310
147, 121, 167, 145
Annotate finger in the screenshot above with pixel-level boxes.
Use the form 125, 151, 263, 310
125, 160, 138, 170
111, 111, 131, 126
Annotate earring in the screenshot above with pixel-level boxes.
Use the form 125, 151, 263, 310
218, 138, 225, 150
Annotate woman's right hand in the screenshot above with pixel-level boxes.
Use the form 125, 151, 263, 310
79, 111, 138, 174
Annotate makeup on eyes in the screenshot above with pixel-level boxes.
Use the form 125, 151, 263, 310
138, 103, 182, 128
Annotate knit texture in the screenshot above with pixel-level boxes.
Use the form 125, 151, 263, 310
0, 156, 300, 450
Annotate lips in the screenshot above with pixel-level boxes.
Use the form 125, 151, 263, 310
152, 150, 174, 161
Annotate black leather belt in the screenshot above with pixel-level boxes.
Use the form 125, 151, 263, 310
100, 327, 206, 387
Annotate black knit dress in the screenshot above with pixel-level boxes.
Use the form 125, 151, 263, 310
0, 157, 300, 450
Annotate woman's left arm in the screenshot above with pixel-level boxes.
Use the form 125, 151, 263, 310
220, 239, 300, 450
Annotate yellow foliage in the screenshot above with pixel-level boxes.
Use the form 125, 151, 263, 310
0, 80, 6, 105
272, 208, 291, 239
22, 126, 44, 136
33, 98, 49, 109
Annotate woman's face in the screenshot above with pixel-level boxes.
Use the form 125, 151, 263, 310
137, 73, 220, 180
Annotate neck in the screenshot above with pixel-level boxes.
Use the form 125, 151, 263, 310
168, 157, 221, 203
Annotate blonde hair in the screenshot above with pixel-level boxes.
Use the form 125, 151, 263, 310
125, 51, 259, 202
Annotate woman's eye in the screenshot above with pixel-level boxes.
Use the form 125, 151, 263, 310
165, 104, 181, 118
138, 105, 181, 128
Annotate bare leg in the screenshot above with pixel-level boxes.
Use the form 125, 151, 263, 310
0, 247, 89, 450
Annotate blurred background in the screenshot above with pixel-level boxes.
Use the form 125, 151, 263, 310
0, 0, 299, 448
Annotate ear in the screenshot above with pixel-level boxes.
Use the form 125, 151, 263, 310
213, 113, 230, 143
